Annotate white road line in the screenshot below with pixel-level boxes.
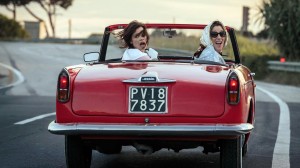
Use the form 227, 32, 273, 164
14, 112, 55, 125
0, 62, 25, 89
257, 86, 290, 168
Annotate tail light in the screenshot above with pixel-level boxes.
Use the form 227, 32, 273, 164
57, 70, 70, 102
227, 72, 240, 104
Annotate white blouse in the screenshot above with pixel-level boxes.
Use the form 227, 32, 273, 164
122, 48, 158, 60
196, 45, 225, 64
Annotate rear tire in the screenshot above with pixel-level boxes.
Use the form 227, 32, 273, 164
65, 135, 92, 168
220, 136, 242, 168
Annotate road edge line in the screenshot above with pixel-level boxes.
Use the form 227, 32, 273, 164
14, 112, 56, 125
0, 62, 25, 90
257, 86, 290, 168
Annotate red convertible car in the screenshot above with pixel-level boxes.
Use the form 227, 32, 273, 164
48, 23, 255, 168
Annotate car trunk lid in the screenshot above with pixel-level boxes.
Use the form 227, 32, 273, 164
71, 62, 229, 118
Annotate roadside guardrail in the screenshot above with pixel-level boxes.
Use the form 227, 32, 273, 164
267, 61, 300, 73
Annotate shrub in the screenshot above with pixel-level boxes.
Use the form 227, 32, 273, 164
241, 55, 280, 79
0, 13, 27, 39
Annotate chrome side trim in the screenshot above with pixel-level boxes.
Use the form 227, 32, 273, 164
48, 121, 253, 136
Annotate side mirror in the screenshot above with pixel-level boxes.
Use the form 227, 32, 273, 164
83, 52, 100, 62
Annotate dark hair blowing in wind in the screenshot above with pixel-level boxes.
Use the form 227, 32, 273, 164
116, 20, 149, 48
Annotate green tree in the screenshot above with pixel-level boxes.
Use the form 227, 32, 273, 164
0, 13, 27, 39
0, 0, 30, 20
23, 0, 73, 38
257, 0, 300, 60
1, 0, 73, 38
0, 0, 17, 20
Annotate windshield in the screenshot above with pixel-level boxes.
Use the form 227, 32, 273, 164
104, 27, 235, 62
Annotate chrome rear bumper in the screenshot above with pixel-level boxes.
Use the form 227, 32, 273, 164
48, 121, 253, 137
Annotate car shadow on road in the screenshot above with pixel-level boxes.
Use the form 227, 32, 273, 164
91, 146, 219, 168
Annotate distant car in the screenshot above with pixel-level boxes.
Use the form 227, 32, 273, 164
48, 23, 255, 168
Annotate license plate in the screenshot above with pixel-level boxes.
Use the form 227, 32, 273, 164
129, 86, 167, 113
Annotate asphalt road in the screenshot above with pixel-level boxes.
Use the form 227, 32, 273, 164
0, 41, 300, 168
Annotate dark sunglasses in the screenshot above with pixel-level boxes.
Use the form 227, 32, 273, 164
210, 31, 226, 38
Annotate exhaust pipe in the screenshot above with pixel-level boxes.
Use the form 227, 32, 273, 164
133, 142, 154, 155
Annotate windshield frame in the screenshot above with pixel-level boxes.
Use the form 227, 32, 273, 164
99, 24, 240, 64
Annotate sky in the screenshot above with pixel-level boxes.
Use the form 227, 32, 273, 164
0, 0, 265, 38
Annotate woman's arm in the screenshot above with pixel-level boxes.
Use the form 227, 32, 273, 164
136, 56, 151, 60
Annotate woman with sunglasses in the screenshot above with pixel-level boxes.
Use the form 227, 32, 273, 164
194, 20, 227, 64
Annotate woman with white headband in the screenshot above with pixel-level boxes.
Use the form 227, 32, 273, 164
194, 20, 228, 64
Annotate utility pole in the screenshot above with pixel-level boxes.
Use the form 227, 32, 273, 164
68, 19, 71, 39
241, 6, 249, 34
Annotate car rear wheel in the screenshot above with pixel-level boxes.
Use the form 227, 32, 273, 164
220, 136, 242, 168
65, 135, 92, 168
